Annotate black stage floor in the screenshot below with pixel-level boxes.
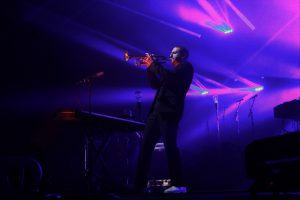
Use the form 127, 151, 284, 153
4, 191, 300, 200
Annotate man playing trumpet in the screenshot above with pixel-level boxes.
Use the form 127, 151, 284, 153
135, 46, 194, 193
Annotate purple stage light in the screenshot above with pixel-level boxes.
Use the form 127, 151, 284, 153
190, 85, 263, 97
253, 86, 264, 92
234, 76, 260, 88
225, 0, 255, 30
177, 5, 213, 28
197, 0, 234, 34
190, 73, 263, 97
244, 13, 300, 66
197, 75, 229, 88
177, 1, 234, 34
196, 0, 225, 24
189, 85, 209, 96
205, 21, 234, 34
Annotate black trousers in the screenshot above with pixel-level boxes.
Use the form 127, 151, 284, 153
135, 111, 183, 189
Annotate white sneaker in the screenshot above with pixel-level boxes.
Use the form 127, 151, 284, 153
163, 186, 187, 193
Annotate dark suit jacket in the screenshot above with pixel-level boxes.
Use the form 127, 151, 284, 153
147, 61, 194, 121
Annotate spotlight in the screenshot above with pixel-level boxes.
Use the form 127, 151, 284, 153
253, 86, 264, 92
201, 90, 209, 95
206, 21, 234, 34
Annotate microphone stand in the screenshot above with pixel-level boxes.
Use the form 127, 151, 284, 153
76, 71, 103, 192
213, 96, 220, 139
135, 90, 142, 122
248, 94, 257, 136
134, 91, 143, 143
79, 78, 93, 192
234, 99, 243, 136
77, 71, 104, 114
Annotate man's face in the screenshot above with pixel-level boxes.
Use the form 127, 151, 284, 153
170, 47, 182, 66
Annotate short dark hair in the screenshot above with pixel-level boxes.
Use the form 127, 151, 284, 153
175, 46, 189, 59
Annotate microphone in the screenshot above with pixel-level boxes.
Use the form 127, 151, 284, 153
77, 71, 104, 85
213, 95, 218, 110
213, 96, 219, 123
213, 96, 218, 104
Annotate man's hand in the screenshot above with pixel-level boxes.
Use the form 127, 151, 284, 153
141, 53, 153, 68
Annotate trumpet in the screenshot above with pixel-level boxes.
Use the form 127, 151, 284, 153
124, 50, 169, 66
